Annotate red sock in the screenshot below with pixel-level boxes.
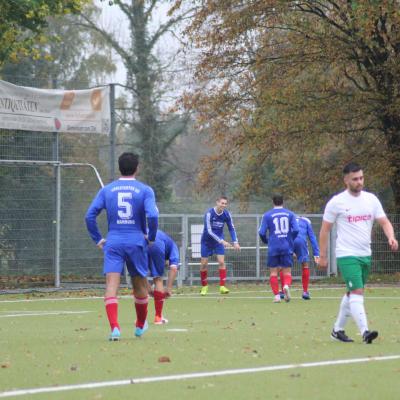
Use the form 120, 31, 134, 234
104, 297, 119, 330
134, 295, 148, 328
283, 273, 292, 287
153, 290, 165, 318
279, 271, 284, 291
302, 268, 310, 292
270, 275, 279, 295
219, 269, 227, 286
200, 270, 208, 286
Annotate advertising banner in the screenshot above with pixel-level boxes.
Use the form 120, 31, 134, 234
0, 80, 110, 134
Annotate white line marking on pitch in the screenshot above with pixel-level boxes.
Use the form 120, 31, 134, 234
0, 311, 93, 318
1, 295, 400, 305
166, 328, 188, 332
0, 286, 399, 303
173, 295, 400, 300
1, 295, 400, 303
0, 354, 399, 398
0, 297, 104, 303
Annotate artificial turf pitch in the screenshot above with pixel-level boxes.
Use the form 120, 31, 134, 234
0, 285, 399, 399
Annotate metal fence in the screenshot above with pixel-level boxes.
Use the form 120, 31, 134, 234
1, 172, 400, 290
1, 130, 400, 289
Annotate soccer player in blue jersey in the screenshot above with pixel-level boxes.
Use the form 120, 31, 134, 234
85, 152, 159, 341
200, 196, 240, 295
259, 194, 299, 302
148, 229, 180, 324
293, 216, 320, 300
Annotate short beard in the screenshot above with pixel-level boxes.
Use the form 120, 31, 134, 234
349, 186, 363, 194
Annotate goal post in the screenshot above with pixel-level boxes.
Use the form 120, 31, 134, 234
0, 159, 104, 287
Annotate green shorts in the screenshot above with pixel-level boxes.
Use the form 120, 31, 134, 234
337, 256, 371, 291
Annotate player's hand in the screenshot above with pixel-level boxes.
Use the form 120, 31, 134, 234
221, 240, 233, 249
144, 234, 154, 246
314, 256, 320, 264
97, 238, 106, 250
233, 242, 241, 251
164, 288, 172, 298
388, 238, 398, 251
317, 255, 328, 270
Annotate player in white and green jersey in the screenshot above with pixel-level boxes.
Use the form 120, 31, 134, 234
319, 162, 398, 344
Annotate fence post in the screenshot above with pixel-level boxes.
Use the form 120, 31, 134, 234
180, 214, 188, 287
109, 83, 116, 181
55, 163, 61, 288
53, 132, 61, 288
256, 215, 260, 279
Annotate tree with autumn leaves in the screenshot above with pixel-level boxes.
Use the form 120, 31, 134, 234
175, 0, 400, 212
0, 0, 88, 67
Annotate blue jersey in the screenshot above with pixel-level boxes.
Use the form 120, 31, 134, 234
258, 207, 299, 255
153, 230, 180, 267
201, 207, 238, 244
85, 177, 159, 246
148, 230, 179, 277
295, 217, 319, 256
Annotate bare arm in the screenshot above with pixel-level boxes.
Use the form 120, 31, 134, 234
165, 265, 178, 298
227, 212, 240, 250
319, 220, 334, 268
376, 217, 398, 251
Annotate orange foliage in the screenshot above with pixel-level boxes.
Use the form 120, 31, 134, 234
175, 0, 400, 212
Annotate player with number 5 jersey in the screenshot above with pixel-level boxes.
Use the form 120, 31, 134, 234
259, 194, 299, 302
86, 177, 158, 248
85, 152, 159, 341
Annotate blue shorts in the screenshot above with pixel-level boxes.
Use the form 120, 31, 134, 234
148, 241, 166, 278
294, 238, 310, 263
201, 241, 225, 257
267, 254, 293, 268
103, 242, 148, 277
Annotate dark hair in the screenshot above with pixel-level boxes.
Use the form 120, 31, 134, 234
118, 152, 139, 176
272, 194, 283, 206
343, 162, 362, 175
217, 195, 228, 201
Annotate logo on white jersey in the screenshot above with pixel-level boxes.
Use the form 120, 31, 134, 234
347, 214, 372, 223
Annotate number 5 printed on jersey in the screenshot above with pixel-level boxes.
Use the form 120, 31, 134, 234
118, 192, 133, 219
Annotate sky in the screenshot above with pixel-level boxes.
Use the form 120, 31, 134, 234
94, 0, 191, 94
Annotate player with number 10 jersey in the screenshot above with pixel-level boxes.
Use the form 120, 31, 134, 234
259, 207, 298, 257
258, 195, 299, 302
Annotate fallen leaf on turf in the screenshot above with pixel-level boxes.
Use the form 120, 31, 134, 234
158, 356, 171, 363
1, 362, 10, 368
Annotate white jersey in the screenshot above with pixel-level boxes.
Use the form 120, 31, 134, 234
323, 190, 386, 257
